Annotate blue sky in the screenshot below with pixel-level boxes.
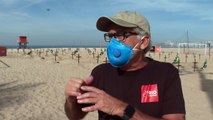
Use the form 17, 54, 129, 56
0, 0, 213, 46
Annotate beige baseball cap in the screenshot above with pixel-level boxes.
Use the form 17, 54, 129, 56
96, 11, 150, 35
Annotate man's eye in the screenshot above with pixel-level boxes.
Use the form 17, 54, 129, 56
115, 33, 123, 37
108, 34, 114, 37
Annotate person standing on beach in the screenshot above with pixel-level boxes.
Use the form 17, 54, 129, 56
64, 11, 186, 120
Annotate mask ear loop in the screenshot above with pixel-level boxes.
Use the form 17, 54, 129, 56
132, 36, 145, 51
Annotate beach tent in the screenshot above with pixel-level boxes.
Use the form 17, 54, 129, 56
0, 46, 7, 56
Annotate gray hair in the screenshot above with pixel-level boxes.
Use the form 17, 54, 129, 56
133, 27, 151, 54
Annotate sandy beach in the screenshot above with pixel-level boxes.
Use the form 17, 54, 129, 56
0, 47, 212, 120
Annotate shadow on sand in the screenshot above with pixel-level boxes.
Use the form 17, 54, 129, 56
0, 81, 45, 110
180, 63, 213, 112
174, 64, 195, 76
197, 70, 213, 112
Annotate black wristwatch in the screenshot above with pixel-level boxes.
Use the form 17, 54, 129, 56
122, 105, 135, 120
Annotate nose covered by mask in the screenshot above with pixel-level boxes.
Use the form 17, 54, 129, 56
107, 37, 135, 67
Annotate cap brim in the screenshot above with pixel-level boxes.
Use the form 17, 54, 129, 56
96, 16, 137, 32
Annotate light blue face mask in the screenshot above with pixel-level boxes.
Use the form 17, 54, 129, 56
107, 37, 134, 67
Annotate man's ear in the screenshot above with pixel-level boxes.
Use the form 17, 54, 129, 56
140, 36, 150, 50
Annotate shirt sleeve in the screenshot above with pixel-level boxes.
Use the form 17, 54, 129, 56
90, 64, 105, 89
90, 66, 99, 87
162, 65, 186, 115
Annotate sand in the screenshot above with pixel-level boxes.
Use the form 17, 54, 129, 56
0, 47, 212, 120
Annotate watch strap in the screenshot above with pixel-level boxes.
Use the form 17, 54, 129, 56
122, 105, 135, 120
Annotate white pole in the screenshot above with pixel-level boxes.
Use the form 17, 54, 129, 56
178, 43, 180, 54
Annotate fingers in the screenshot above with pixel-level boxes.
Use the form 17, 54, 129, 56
81, 105, 98, 112
64, 75, 96, 111
64, 75, 94, 99
70, 91, 81, 97
76, 90, 100, 112
76, 86, 123, 115
77, 92, 97, 99
77, 97, 97, 104
84, 75, 94, 85
76, 87, 102, 112
64, 78, 84, 98
80, 86, 102, 93
77, 91, 99, 105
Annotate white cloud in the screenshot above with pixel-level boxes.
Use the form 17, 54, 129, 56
20, 0, 47, 9
0, 0, 48, 22
0, 0, 18, 5
0, 0, 47, 9
0, 11, 31, 22
11, 11, 31, 19
109, 0, 213, 21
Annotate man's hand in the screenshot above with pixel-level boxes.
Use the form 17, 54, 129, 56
64, 75, 94, 120
76, 86, 126, 116
64, 75, 94, 102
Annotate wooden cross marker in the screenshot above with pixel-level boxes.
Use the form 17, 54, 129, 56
54, 51, 58, 62
45, 50, 49, 56
77, 54, 81, 64
38, 51, 42, 57
185, 54, 188, 63
92, 52, 95, 58
164, 55, 167, 62
96, 55, 100, 63
103, 57, 108, 63
193, 58, 197, 72
71, 52, 75, 59
159, 53, 161, 59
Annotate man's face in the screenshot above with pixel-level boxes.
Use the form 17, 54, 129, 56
106, 24, 147, 68
107, 24, 140, 49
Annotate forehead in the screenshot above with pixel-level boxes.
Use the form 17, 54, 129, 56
107, 24, 134, 32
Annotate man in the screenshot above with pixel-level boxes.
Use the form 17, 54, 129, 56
65, 11, 186, 120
